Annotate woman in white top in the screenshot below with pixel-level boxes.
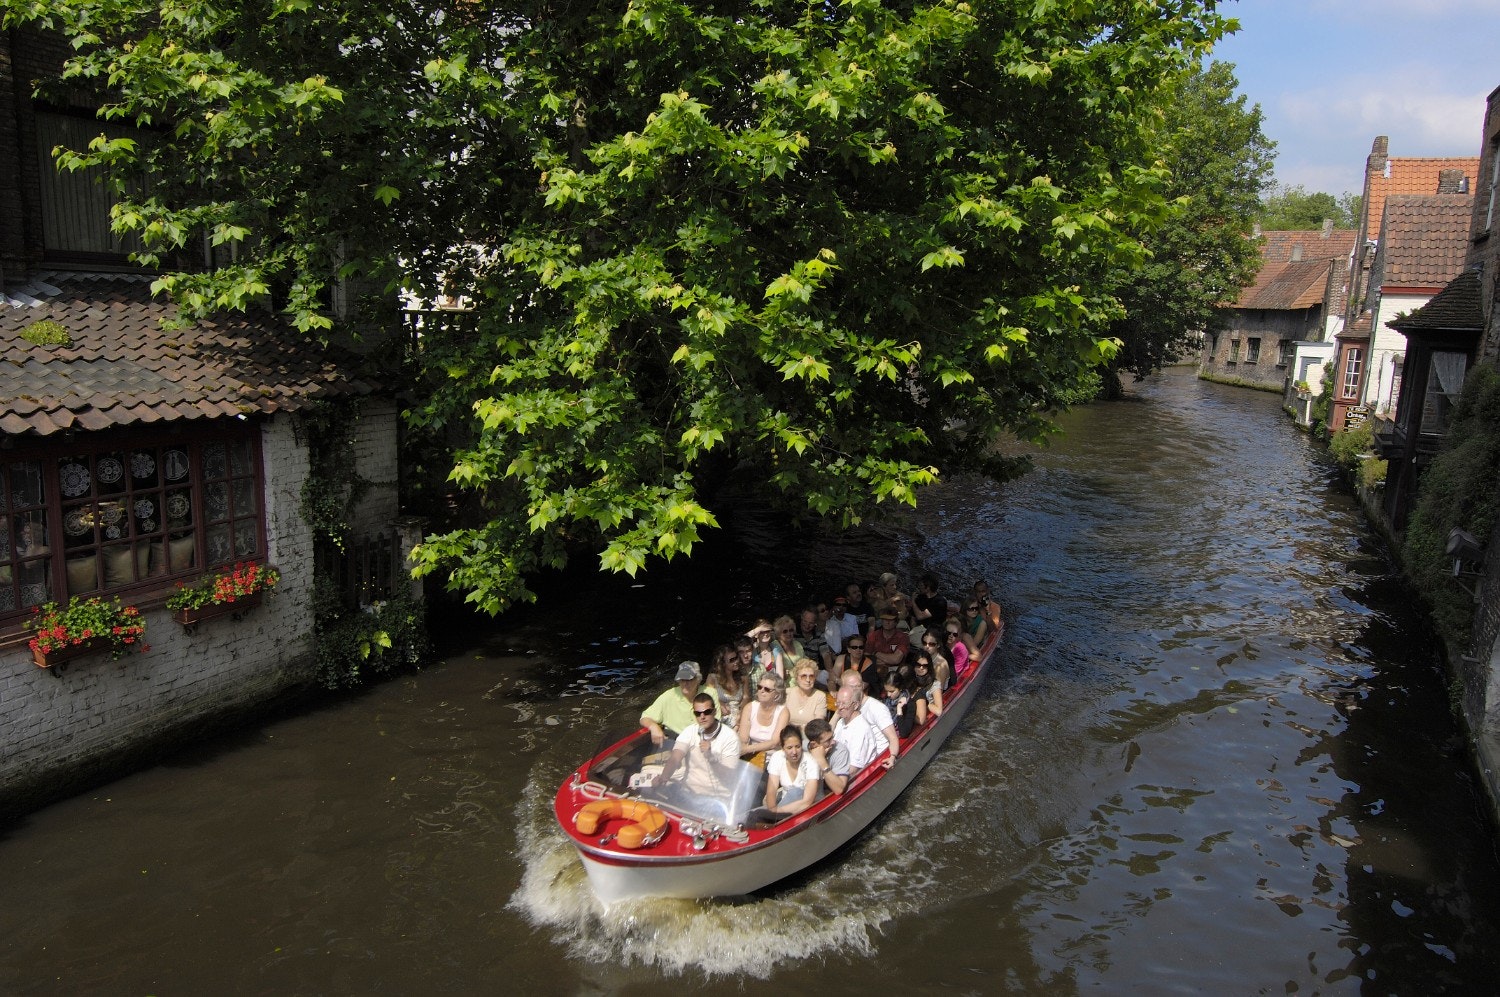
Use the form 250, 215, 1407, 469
739, 675, 789, 761
764, 725, 820, 815
783, 658, 828, 728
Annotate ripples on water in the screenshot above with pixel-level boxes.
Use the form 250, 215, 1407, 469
506, 371, 1500, 991
4, 371, 1497, 994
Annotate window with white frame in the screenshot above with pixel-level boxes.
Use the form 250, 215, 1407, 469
1342, 348, 1363, 399
0, 428, 264, 620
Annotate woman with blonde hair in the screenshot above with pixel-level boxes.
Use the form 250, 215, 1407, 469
784, 658, 828, 728
739, 672, 790, 764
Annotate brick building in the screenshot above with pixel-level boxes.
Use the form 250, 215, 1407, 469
0, 29, 408, 806
1199, 223, 1353, 421
1328, 138, 1479, 432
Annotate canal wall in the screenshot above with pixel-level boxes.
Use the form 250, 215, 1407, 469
1350, 475, 1500, 829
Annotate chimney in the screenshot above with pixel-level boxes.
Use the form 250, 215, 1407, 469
1437, 168, 1469, 194
1292, 244, 1303, 262
1321, 218, 1334, 238
1369, 136, 1389, 180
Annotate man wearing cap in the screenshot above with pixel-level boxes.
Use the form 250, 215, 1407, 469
641, 660, 721, 746
866, 608, 910, 669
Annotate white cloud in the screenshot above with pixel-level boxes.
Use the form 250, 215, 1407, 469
1280, 71, 1487, 157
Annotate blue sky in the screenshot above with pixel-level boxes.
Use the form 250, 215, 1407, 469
1210, 0, 1498, 198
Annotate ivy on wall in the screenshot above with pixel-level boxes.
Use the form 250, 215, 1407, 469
299, 400, 429, 688
1402, 365, 1500, 649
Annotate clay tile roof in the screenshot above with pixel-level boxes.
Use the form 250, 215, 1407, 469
1378, 194, 1474, 288
1390, 269, 1483, 332
1234, 228, 1355, 311
1257, 229, 1356, 266
1, 271, 374, 437
1365, 156, 1481, 240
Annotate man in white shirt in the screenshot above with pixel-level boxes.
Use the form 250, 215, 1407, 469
838, 669, 899, 769
652, 692, 742, 811
832, 687, 886, 772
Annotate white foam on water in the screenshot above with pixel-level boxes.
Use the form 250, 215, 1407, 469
507, 698, 1024, 978
509, 766, 895, 978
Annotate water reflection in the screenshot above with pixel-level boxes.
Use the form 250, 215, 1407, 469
2, 371, 1498, 994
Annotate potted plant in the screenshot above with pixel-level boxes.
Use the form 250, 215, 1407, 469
28, 596, 148, 667
166, 562, 280, 626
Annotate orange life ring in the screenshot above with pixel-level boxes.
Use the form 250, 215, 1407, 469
574, 799, 670, 849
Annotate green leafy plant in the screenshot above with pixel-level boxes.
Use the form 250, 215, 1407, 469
21, 319, 71, 346
165, 562, 280, 612
1403, 365, 1500, 648
310, 579, 428, 689
28, 596, 147, 658
1328, 421, 1374, 470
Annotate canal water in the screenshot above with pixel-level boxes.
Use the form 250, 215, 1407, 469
3, 370, 1498, 994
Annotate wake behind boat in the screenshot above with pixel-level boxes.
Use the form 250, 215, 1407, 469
554, 599, 1004, 904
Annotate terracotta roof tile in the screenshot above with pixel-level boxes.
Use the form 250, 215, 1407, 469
1365, 156, 1481, 241
1378, 194, 1474, 288
1234, 229, 1355, 312
1257, 228, 1356, 265
0, 271, 374, 437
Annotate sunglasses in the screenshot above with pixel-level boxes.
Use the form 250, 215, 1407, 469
759, 685, 778, 693
966, 606, 979, 612
693, 707, 716, 716
848, 643, 865, 649
922, 639, 939, 647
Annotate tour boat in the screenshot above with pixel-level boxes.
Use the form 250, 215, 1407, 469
553, 610, 1003, 903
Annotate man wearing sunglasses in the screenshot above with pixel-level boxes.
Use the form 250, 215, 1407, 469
651, 692, 742, 806
640, 660, 720, 747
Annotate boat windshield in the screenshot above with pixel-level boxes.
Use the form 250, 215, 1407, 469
584, 727, 765, 827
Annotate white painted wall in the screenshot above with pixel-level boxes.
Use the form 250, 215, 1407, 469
0, 413, 327, 801
1365, 291, 1428, 414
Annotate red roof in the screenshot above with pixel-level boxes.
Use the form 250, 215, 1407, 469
1378, 194, 1474, 289
1234, 228, 1355, 311
0, 271, 376, 437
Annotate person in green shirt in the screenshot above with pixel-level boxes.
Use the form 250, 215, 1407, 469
641, 660, 720, 746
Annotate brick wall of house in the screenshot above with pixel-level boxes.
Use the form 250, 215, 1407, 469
349, 397, 400, 535
0, 414, 320, 808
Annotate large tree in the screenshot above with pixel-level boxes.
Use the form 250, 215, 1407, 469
1105, 60, 1273, 387
8, 0, 1234, 612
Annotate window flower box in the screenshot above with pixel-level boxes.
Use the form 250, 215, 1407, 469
166, 563, 278, 629
172, 589, 263, 626
27, 596, 148, 668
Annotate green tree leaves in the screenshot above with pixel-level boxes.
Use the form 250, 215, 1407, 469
10, 0, 1234, 611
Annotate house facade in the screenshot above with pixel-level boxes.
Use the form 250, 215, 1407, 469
1328, 138, 1480, 432
0, 30, 408, 808
1199, 224, 1354, 414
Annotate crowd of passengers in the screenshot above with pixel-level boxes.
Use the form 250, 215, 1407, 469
638, 572, 1002, 819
